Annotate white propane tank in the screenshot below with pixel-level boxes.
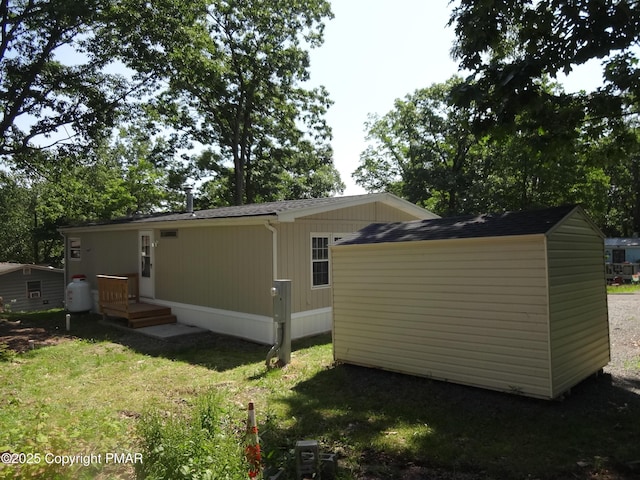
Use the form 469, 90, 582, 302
66, 274, 92, 313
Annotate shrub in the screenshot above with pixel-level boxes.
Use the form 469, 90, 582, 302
136, 390, 248, 480
0, 342, 15, 362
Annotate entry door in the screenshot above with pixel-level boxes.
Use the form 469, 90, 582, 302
139, 230, 155, 298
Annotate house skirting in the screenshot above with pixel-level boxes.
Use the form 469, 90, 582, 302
145, 298, 331, 344
90, 290, 331, 343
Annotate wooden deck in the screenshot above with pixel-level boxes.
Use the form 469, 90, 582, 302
97, 274, 176, 328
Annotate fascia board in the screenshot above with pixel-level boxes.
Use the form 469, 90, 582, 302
58, 215, 278, 234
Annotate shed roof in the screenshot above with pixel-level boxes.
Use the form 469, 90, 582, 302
0, 263, 63, 275
337, 205, 592, 245
59, 193, 438, 232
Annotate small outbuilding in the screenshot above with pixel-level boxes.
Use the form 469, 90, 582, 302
0, 263, 65, 312
332, 205, 610, 400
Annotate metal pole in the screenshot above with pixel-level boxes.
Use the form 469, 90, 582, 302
273, 279, 291, 366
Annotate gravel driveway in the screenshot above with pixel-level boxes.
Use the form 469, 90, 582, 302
604, 294, 640, 394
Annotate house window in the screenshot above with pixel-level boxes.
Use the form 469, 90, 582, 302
160, 230, 178, 238
26, 280, 41, 299
312, 235, 330, 287
69, 238, 82, 260
311, 233, 347, 288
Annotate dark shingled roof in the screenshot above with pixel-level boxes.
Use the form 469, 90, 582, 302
337, 205, 580, 245
70, 194, 381, 227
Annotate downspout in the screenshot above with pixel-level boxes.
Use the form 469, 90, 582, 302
59, 231, 68, 305
264, 222, 278, 280
264, 221, 280, 367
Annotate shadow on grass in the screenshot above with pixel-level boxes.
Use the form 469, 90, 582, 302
269, 363, 640, 480
0, 309, 268, 371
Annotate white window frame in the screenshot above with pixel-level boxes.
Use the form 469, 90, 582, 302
310, 233, 348, 289
69, 237, 82, 261
26, 280, 42, 299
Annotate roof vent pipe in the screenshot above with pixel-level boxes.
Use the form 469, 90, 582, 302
184, 186, 194, 214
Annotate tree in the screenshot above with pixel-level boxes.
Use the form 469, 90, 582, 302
0, 0, 136, 166
105, 0, 342, 205
355, 77, 611, 218
0, 122, 187, 266
354, 78, 479, 215
449, 0, 640, 130
0, 172, 33, 263
589, 117, 640, 236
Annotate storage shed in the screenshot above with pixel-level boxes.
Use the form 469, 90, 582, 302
332, 205, 610, 400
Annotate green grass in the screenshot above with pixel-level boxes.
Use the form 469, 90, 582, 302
0, 309, 638, 479
607, 283, 640, 294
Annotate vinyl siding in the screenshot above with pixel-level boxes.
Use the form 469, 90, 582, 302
279, 202, 425, 313
67, 231, 139, 288
0, 269, 65, 312
332, 235, 553, 399
547, 210, 610, 397
303, 202, 421, 222
61, 199, 430, 324
155, 225, 273, 316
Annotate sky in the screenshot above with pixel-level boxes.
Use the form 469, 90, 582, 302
309, 0, 605, 196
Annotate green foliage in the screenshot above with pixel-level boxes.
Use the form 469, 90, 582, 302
354, 77, 612, 218
0, 172, 35, 263
0, 0, 130, 163
0, 121, 186, 265
136, 390, 248, 480
354, 78, 477, 215
105, 0, 341, 205
0, 343, 15, 362
449, 0, 640, 129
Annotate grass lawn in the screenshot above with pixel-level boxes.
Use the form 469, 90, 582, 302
607, 283, 640, 294
0, 309, 639, 479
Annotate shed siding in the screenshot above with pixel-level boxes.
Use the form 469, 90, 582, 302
0, 269, 64, 312
155, 225, 273, 316
332, 236, 553, 398
547, 211, 609, 397
67, 231, 138, 287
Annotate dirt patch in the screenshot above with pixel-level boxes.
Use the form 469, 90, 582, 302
0, 318, 74, 353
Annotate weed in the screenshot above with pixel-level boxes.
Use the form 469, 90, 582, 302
0, 343, 14, 362
136, 389, 248, 480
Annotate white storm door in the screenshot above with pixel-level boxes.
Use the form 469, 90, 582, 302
139, 230, 155, 298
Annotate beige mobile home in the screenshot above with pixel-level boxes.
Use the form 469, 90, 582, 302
59, 193, 437, 344
332, 205, 610, 400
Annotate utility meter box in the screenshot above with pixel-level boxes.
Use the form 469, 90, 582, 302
271, 279, 292, 365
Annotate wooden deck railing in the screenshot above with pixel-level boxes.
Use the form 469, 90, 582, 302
96, 273, 139, 315
605, 263, 639, 283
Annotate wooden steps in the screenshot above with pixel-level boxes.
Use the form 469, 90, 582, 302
97, 274, 176, 329
128, 313, 177, 329
102, 302, 177, 329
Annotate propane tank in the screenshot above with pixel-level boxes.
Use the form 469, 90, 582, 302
66, 274, 92, 313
